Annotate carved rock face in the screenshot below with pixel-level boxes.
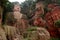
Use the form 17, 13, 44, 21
13, 5, 21, 12
32, 8, 45, 27
33, 17, 46, 27
36, 2, 44, 9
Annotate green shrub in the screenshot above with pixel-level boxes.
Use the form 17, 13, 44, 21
55, 20, 60, 28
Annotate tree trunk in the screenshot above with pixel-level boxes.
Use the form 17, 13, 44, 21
0, 6, 3, 26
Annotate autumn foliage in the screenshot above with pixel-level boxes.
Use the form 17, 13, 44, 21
32, 3, 60, 38
45, 4, 60, 37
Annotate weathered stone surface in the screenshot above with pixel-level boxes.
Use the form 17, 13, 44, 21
3, 25, 23, 40
26, 27, 50, 40
0, 27, 7, 40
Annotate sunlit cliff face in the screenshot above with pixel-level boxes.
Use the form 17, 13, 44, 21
13, 5, 21, 12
